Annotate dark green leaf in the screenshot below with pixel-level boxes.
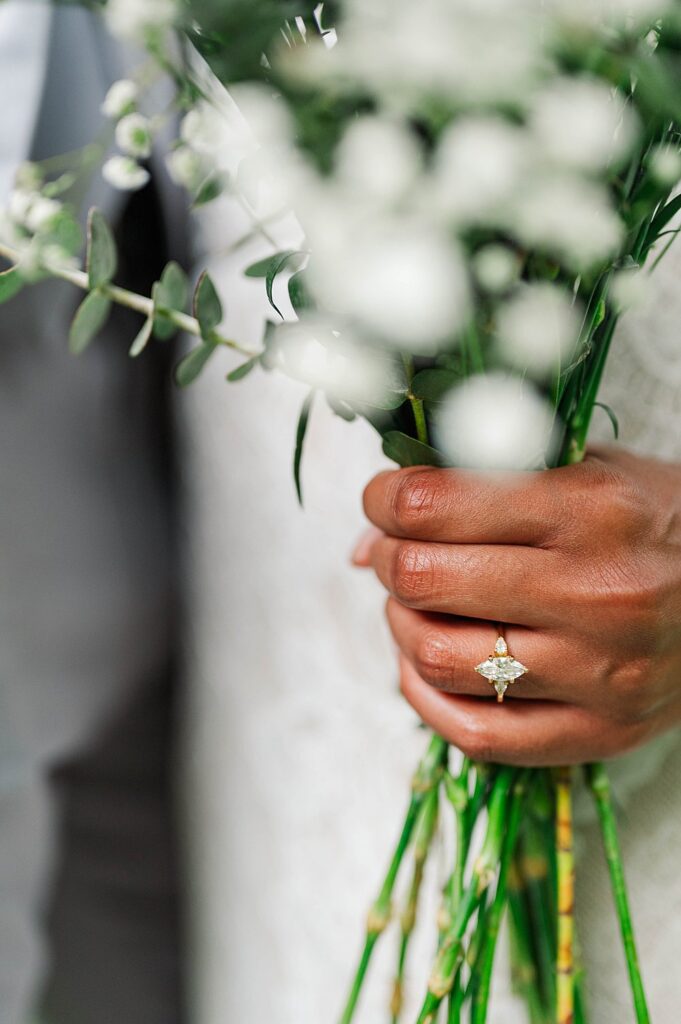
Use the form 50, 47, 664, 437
411, 369, 460, 403
594, 401, 619, 439
382, 431, 445, 469
227, 355, 260, 381
288, 270, 312, 313
193, 173, 228, 207
86, 208, 117, 289
193, 270, 223, 339
129, 316, 154, 358
645, 193, 681, 249
293, 390, 315, 505
69, 290, 112, 355
175, 341, 219, 387
0, 267, 23, 305
153, 261, 189, 340
244, 250, 302, 278
266, 251, 306, 318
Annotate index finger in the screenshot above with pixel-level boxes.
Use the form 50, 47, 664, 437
363, 465, 576, 546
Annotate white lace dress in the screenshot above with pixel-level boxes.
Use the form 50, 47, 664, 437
180, 199, 681, 1023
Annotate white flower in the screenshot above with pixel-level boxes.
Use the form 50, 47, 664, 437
306, 211, 470, 353
166, 146, 206, 191
14, 162, 42, 191
510, 174, 623, 269
472, 245, 520, 293
530, 77, 638, 173
101, 79, 139, 119
434, 372, 559, 470
105, 0, 177, 41
271, 318, 396, 406
334, 116, 421, 205
496, 283, 581, 375
115, 113, 152, 159
649, 144, 681, 186
610, 267, 650, 313
432, 117, 527, 223
25, 196, 62, 233
7, 188, 36, 225
102, 156, 150, 192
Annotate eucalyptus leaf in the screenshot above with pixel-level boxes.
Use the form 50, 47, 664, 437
175, 340, 219, 387
0, 267, 23, 306
244, 250, 302, 278
382, 431, 445, 469
267, 251, 306, 318
193, 270, 223, 339
326, 394, 356, 422
411, 369, 460, 403
69, 290, 112, 355
193, 172, 228, 207
288, 270, 311, 313
294, 390, 315, 505
153, 261, 189, 340
227, 355, 260, 381
129, 316, 154, 358
86, 208, 117, 290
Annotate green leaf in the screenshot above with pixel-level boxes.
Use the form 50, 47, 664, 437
244, 249, 302, 278
411, 369, 459, 404
326, 394, 356, 422
266, 251, 306, 318
129, 316, 154, 358
294, 390, 315, 505
227, 355, 260, 381
193, 270, 223, 339
47, 210, 83, 256
382, 431, 445, 469
153, 261, 189, 340
86, 208, 117, 289
594, 401, 619, 439
0, 267, 23, 305
175, 341, 218, 387
69, 290, 112, 355
193, 173, 228, 207
288, 270, 312, 313
645, 193, 681, 249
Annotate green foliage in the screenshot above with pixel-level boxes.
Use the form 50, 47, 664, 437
175, 340, 219, 386
193, 270, 223, 338
193, 172, 229, 207
293, 389, 315, 504
69, 290, 112, 355
86, 208, 117, 290
227, 354, 260, 381
381, 431, 445, 469
153, 260, 189, 339
129, 316, 154, 357
411, 369, 460, 404
0, 267, 23, 306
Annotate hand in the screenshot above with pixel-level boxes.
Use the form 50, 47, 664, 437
354, 447, 681, 766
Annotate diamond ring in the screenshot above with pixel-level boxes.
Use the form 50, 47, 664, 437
475, 635, 528, 703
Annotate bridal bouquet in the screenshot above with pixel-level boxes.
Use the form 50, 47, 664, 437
3, 0, 681, 1020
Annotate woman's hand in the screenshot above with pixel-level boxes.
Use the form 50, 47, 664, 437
354, 447, 681, 765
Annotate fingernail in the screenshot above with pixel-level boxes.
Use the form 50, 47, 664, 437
351, 528, 378, 566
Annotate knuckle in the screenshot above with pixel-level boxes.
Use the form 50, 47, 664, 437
390, 542, 437, 605
455, 720, 495, 764
390, 469, 440, 532
415, 630, 453, 688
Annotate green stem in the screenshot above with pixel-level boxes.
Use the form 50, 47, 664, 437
471, 773, 529, 1024
402, 354, 430, 446
338, 735, 447, 1024
586, 764, 650, 1024
0, 241, 256, 357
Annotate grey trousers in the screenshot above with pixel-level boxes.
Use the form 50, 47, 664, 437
0, 195, 185, 1023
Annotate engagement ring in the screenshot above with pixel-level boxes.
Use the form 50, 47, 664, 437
475, 636, 528, 703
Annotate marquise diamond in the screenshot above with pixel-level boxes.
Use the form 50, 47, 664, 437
475, 641, 527, 700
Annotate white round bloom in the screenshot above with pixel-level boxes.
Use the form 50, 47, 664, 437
105, 0, 177, 40
610, 267, 650, 313
530, 77, 638, 172
25, 196, 62, 234
166, 146, 206, 191
7, 188, 36, 225
432, 117, 527, 222
434, 372, 559, 470
115, 113, 152, 159
649, 144, 681, 187
308, 215, 470, 353
334, 116, 422, 205
101, 79, 139, 120
496, 283, 581, 375
510, 174, 623, 268
102, 156, 150, 192
472, 245, 520, 293
271, 318, 395, 406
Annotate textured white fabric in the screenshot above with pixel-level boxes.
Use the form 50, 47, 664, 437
182, 202, 681, 1022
